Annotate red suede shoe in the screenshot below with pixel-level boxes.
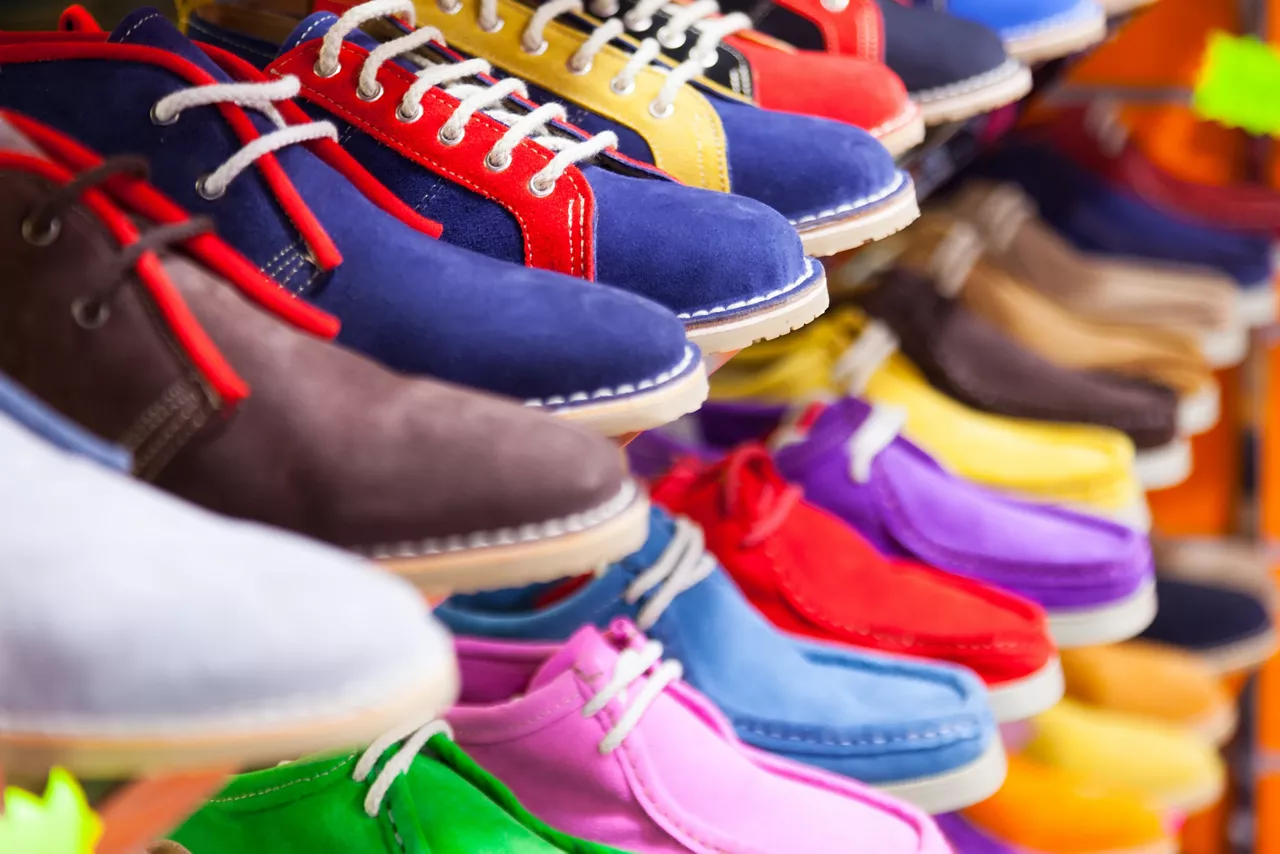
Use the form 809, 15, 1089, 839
725, 32, 924, 155
651, 445, 1060, 717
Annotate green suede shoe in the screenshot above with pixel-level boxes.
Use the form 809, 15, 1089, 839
170, 725, 628, 854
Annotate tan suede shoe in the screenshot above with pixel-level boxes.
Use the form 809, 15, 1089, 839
893, 213, 1220, 438
950, 181, 1246, 368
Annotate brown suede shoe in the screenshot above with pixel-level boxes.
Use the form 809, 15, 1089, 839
854, 267, 1189, 490
0, 111, 647, 594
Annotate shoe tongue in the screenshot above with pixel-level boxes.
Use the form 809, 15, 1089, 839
281, 11, 415, 73
527, 624, 629, 692
109, 7, 231, 83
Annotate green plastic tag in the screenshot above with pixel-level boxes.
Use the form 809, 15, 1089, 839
0, 769, 103, 854
1193, 31, 1280, 135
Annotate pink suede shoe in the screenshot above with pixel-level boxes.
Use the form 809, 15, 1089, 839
449, 621, 954, 853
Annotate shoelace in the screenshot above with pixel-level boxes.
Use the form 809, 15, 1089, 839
830, 318, 898, 396
928, 220, 984, 297
720, 446, 802, 547
321, 0, 617, 196
583, 635, 683, 753
968, 183, 1037, 254
458, 0, 712, 116
625, 515, 717, 630
588, 0, 751, 71
150, 76, 339, 200
21, 155, 215, 329
352, 718, 454, 817
845, 403, 906, 483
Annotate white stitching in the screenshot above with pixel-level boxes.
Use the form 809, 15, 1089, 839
788, 171, 906, 227
524, 345, 697, 407
117, 11, 162, 42
679, 256, 818, 319
866, 104, 920, 137
910, 59, 1026, 103
357, 479, 639, 559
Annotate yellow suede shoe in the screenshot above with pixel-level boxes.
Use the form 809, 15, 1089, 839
963, 754, 1175, 854
1061, 641, 1237, 745
710, 308, 1149, 527
1024, 699, 1226, 813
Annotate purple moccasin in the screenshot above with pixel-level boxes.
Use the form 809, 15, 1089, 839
685, 397, 1156, 651
935, 814, 1027, 854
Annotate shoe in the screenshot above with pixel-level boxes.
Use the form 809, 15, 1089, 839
170, 725, 627, 853
708, 309, 1150, 529
185, 2, 830, 355
854, 266, 1190, 489
0, 109, 647, 593
305, 0, 922, 256
1139, 577, 1277, 674
1061, 641, 1237, 745
0, 403, 458, 778
887, 211, 1225, 431
439, 506, 1003, 809
649, 444, 1060, 725
934, 813, 1021, 854
968, 144, 1277, 327
1024, 699, 1226, 813
0, 371, 129, 471
1154, 536, 1277, 607
963, 754, 1176, 854
735, 396, 1156, 651
451, 623, 960, 848
0, 11, 707, 437
914, 0, 1107, 62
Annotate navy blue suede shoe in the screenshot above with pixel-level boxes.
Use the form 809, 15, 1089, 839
1141, 577, 1277, 675
0, 8, 708, 437
306, 0, 923, 257
915, 0, 1106, 62
974, 141, 1278, 327
186, 3, 830, 354
437, 506, 1006, 814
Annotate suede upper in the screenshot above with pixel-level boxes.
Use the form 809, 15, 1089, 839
438, 506, 994, 785
873, 0, 1011, 94
975, 141, 1277, 288
187, 9, 819, 321
0, 9, 696, 407
1140, 577, 1274, 654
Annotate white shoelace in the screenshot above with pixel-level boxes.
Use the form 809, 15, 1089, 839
151, 76, 339, 199
831, 318, 899, 396
590, 0, 751, 70
583, 637, 683, 754
352, 718, 454, 818
929, 220, 984, 297
322, 0, 617, 195
625, 515, 717, 630
846, 403, 906, 482
465, 0, 727, 116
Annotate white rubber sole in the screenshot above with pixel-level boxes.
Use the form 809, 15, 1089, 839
877, 739, 1008, 814
1046, 578, 1158, 648
551, 352, 710, 437
1196, 628, 1279, 675
685, 266, 830, 353
987, 657, 1065, 723
1003, 4, 1108, 63
913, 59, 1034, 125
874, 105, 927, 157
1239, 283, 1278, 327
1134, 438, 1193, 490
1100, 0, 1157, 14
794, 174, 920, 257
1200, 324, 1249, 367
1191, 702, 1239, 747
1158, 774, 1227, 814
1178, 383, 1220, 436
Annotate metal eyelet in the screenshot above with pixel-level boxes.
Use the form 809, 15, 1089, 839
71, 297, 110, 330
397, 102, 425, 124
150, 102, 179, 126
313, 59, 341, 78
439, 0, 463, 13
648, 100, 674, 119
485, 149, 513, 172
701, 50, 719, 68
522, 39, 549, 55
624, 14, 653, 30
609, 77, 635, 95
479, 14, 505, 31
21, 215, 61, 247
438, 125, 465, 146
357, 81, 384, 102
656, 27, 686, 49
567, 56, 593, 75
195, 175, 226, 201
528, 176, 556, 197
